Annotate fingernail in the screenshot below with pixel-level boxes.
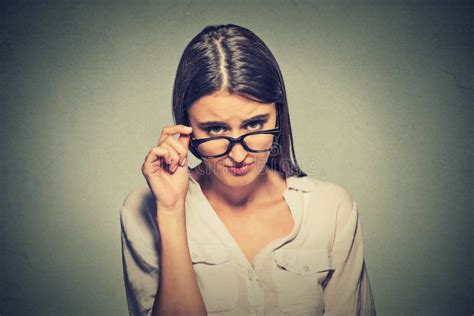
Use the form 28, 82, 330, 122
179, 158, 187, 167
171, 165, 178, 173
185, 126, 192, 131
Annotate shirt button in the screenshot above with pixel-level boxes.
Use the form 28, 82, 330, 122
247, 270, 253, 280
303, 265, 310, 272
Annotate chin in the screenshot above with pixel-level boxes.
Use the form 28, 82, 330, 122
219, 164, 266, 187
222, 174, 257, 187
203, 157, 269, 187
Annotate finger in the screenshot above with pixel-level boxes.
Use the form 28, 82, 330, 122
163, 136, 188, 168
178, 133, 191, 153
176, 134, 191, 168
159, 125, 193, 144
142, 146, 170, 174
160, 142, 180, 173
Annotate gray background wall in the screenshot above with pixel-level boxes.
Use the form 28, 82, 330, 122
1, 1, 472, 315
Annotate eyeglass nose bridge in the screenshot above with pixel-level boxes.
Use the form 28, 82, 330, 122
223, 133, 253, 155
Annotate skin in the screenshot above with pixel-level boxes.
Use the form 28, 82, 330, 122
141, 90, 294, 315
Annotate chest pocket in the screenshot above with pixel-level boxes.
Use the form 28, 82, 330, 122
272, 248, 331, 315
189, 243, 239, 314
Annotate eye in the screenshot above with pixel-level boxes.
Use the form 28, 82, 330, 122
206, 126, 226, 135
246, 120, 265, 130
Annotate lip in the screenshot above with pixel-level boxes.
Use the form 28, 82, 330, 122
225, 162, 253, 176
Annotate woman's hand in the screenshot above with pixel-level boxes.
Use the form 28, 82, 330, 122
141, 124, 193, 209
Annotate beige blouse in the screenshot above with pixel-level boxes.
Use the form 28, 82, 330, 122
120, 171, 376, 315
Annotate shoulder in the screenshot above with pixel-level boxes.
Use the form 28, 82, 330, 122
310, 177, 358, 225
294, 175, 354, 206
119, 184, 159, 249
302, 177, 360, 248
121, 184, 155, 215
299, 176, 357, 221
120, 184, 155, 223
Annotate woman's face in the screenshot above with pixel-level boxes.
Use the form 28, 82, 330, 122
188, 91, 277, 188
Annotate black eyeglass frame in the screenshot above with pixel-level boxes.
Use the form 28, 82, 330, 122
190, 111, 281, 159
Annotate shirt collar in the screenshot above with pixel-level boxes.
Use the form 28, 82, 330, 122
285, 175, 314, 192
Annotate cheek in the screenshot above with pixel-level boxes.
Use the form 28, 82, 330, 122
254, 152, 271, 169
203, 157, 225, 175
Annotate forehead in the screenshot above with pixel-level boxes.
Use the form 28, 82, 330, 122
188, 91, 275, 122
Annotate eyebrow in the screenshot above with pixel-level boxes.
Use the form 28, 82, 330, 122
197, 113, 271, 129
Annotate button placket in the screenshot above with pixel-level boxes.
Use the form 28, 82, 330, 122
245, 267, 265, 316
247, 269, 256, 312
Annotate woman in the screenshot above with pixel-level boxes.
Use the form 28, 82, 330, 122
120, 24, 376, 316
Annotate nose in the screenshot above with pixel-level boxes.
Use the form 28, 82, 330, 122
228, 141, 248, 163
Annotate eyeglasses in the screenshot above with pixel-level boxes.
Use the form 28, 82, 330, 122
190, 113, 281, 159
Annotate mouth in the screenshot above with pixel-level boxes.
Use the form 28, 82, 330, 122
225, 162, 253, 176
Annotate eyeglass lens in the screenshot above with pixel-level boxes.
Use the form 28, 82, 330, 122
197, 133, 274, 157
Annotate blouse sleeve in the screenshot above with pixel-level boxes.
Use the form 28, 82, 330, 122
120, 205, 160, 316
323, 191, 376, 316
